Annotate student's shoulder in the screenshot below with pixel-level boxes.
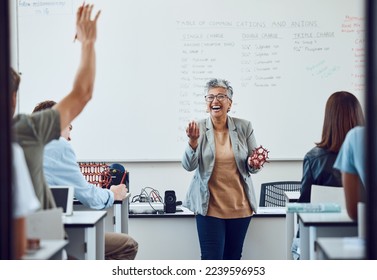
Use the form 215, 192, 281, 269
348, 126, 365, 137
45, 137, 73, 155
305, 146, 328, 158
14, 110, 59, 131
30, 108, 59, 122
345, 126, 365, 145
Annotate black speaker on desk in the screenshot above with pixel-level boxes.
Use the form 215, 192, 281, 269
164, 190, 176, 213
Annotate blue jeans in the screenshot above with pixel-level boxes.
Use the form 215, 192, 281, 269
195, 214, 252, 260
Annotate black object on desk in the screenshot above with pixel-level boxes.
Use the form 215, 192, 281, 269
164, 190, 176, 213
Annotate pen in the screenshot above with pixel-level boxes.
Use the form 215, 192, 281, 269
73, 2, 85, 43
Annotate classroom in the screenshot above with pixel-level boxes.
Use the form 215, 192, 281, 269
1, 0, 377, 262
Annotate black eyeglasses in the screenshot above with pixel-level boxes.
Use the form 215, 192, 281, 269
204, 94, 228, 102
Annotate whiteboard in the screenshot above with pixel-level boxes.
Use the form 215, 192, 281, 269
15, 0, 365, 161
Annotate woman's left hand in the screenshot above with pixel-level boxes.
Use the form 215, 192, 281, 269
248, 156, 263, 169
248, 146, 269, 169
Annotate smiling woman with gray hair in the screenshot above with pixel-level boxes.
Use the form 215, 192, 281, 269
182, 78, 267, 260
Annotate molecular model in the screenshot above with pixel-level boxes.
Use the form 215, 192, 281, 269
250, 145, 270, 167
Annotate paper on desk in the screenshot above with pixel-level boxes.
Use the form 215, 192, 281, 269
286, 202, 341, 213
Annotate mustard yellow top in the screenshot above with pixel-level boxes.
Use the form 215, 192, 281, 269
207, 130, 253, 219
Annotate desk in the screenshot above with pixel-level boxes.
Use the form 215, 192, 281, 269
129, 206, 197, 260
247, 207, 286, 259
63, 211, 106, 260
23, 240, 68, 260
129, 206, 286, 260
315, 237, 365, 260
298, 211, 358, 260
73, 193, 130, 234
129, 204, 194, 217
284, 191, 300, 260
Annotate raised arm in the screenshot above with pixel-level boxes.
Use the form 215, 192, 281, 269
53, 4, 101, 131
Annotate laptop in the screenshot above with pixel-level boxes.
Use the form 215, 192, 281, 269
50, 186, 74, 216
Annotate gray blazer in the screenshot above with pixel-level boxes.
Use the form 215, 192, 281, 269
182, 116, 260, 216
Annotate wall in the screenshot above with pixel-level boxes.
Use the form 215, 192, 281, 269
129, 214, 287, 260
15, 0, 365, 161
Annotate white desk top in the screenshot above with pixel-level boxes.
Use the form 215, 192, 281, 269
74, 192, 130, 205
129, 206, 194, 217
161, 206, 194, 216
315, 237, 365, 259
130, 206, 287, 217
62, 210, 107, 227
284, 191, 300, 202
23, 240, 68, 260
298, 210, 357, 226
256, 206, 286, 215
114, 192, 131, 203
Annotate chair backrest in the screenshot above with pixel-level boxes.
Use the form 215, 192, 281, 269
310, 184, 345, 208
26, 208, 65, 240
259, 181, 301, 207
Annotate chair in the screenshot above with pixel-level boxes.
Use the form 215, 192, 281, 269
259, 181, 301, 207
310, 184, 345, 207
290, 184, 346, 260
26, 208, 65, 240
25, 208, 67, 260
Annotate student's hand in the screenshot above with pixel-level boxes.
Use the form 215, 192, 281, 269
110, 184, 128, 201
76, 4, 101, 44
186, 120, 199, 149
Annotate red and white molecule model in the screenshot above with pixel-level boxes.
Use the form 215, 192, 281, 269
250, 145, 269, 168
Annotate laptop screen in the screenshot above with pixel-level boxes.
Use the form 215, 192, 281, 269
50, 186, 74, 215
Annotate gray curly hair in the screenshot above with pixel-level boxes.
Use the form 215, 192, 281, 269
204, 78, 233, 100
